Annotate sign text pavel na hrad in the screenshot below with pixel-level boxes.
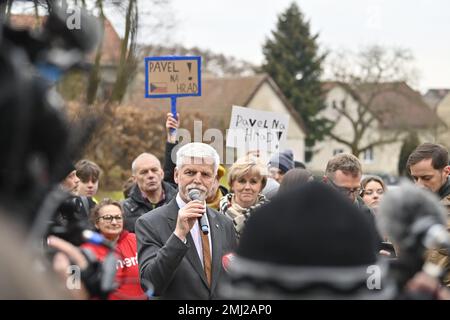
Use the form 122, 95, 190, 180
226, 106, 290, 155
144, 56, 201, 98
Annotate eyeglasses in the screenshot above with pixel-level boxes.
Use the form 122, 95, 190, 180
328, 179, 361, 196
362, 189, 384, 196
97, 215, 123, 223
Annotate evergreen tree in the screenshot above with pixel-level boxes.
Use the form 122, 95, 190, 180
398, 131, 420, 177
262, 2, 330, 149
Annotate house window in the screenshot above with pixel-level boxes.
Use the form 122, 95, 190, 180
332, 100, 337, 109
305, 149, 313, 163
363, 147, 374, 163
333, 148, 344, 156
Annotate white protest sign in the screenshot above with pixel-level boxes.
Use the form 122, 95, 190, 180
226, 106, 289, 156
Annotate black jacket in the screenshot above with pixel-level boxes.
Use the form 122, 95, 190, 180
122, 181, 177, 233
164, 141, 177, 184
356, 196, 383, 251
438, 176, 450, 200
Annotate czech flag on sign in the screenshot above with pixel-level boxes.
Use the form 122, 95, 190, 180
150, 82, 168, 93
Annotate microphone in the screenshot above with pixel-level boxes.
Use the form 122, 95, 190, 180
222, 252, 235, 273
377, 179, 449, 253
188, 189, 209, 235
82, 230, 114, 250
377, 180, 449, 288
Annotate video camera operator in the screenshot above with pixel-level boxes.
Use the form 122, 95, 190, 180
0, 1, 118, 299
47, 163, 96, 246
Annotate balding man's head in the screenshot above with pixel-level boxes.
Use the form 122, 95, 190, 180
131, 153, 164, 195
132, 153, 161, 175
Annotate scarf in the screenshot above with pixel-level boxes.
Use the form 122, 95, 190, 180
219, 193, 268, 238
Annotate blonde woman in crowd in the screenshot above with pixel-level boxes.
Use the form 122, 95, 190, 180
219, 155, 268, 238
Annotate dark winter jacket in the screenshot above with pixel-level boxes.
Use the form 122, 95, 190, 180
438, 176, 450, 202
122, 181, 177, 232
356, 196, 383, 251
164, 141, 177, 184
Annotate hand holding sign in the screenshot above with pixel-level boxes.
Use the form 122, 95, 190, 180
166, 112, 180, 143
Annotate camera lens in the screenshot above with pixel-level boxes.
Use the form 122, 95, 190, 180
59, 196, 83, 220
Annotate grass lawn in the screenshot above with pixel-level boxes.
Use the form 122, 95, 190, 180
95, 190, 125, 202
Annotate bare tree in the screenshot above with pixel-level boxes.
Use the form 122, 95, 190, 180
3, 0, 13, 20
86, 0, 105, 104
97, 0, 172, 103
108, 0, 138, 103
322, 45, 421, 156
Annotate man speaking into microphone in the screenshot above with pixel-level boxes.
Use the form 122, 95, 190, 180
135, 142, 237, 299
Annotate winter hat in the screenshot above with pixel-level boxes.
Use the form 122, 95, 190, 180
62, 160, 76, 178
268, 149, 295, 174
221, 182, 395, 299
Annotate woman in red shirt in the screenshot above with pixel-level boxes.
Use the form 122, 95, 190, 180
82, 199, 148, 300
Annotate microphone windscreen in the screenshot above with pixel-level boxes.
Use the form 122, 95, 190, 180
377, 179, 446, 247
188, 189, 201, 201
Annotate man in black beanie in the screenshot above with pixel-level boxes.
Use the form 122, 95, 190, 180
220, 182, 396, 299
268, 149, 295, 183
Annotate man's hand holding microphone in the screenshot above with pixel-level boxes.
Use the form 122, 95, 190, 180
174, 189, 208, 243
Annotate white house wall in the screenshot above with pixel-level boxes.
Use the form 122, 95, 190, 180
436, 93, 450, 150
308, 86, 409, 176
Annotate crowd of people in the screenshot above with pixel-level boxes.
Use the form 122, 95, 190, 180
30, 111, 449, 300
1, 85, 450, 300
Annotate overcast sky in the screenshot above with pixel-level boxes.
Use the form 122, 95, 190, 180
167, 0, 450, 93
11, 0, 449, 93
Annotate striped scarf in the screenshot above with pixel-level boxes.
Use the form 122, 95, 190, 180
219, 193, 268, 239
